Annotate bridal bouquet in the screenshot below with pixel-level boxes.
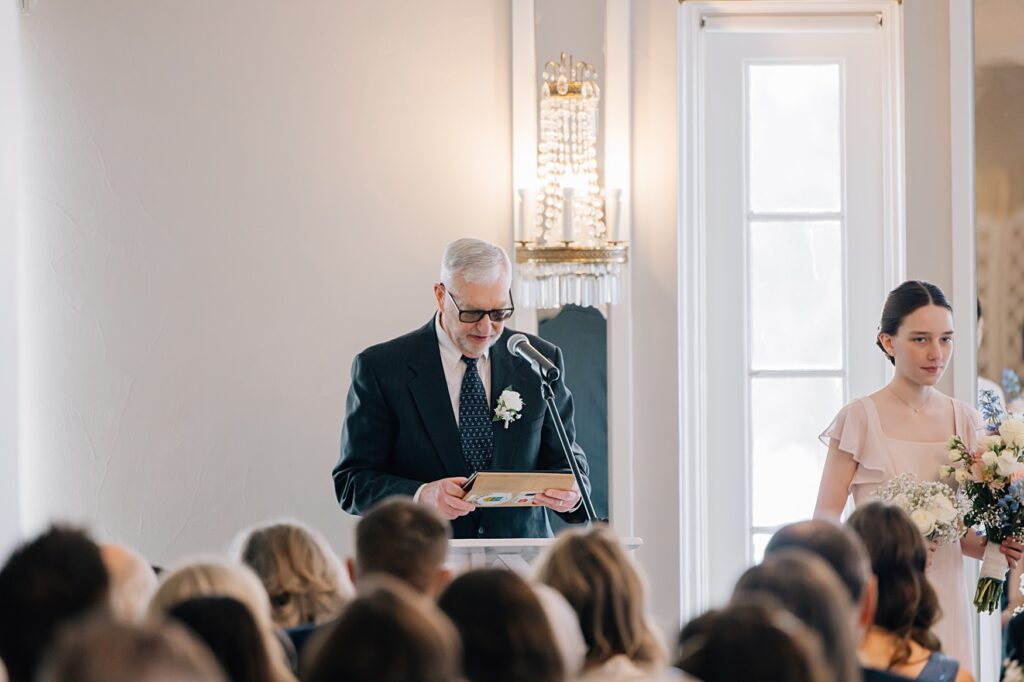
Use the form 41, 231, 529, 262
943, 393, 1024, 612
874, 473, 965, 546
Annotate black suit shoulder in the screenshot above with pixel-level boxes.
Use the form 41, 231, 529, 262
499, 327, 561, 359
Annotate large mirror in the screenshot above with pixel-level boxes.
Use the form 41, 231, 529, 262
975, 0, 1024, 413
532, 0, 609, 525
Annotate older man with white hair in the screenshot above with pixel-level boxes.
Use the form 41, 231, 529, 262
333, 238, 590, 538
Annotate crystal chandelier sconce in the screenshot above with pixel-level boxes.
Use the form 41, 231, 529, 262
515, 52, 628, 309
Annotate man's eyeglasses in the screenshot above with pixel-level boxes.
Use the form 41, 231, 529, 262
446, 288, 515, 323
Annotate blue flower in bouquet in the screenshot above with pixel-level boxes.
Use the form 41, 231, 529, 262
1004, 368, 1023, 403
980, 389, 1006, 433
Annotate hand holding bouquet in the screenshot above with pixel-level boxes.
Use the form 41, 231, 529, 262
943, 396, 1024, 613
874, 472, 965, 546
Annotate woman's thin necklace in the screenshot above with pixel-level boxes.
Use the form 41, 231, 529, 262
889, 386, 933, 413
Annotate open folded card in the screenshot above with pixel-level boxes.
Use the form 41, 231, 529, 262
460, 470, 576, 507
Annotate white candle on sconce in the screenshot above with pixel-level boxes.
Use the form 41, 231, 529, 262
516, 188, 529, 242
605, 189, 622, 242
561, 187, 575, 243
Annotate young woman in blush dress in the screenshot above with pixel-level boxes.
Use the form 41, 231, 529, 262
814, 280, 1024, 670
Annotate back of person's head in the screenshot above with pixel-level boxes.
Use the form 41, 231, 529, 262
534, 525, 665, 671
237, 520, 351, 628
533, 583, 587, 678
303, 576, 461, 682
0, 525, 109, 682
167, 596, 274, 682
846, 501, 942, 664
148, 557, 296, 682
732, 549, 861, 682
101, 543, 158, 623
353, 497, 451, 595
1007, 610, 1024, 669
36, 617, 227, 682
765, 520, 871, 604
677, 597, 830, 682
439, 569, 564, 682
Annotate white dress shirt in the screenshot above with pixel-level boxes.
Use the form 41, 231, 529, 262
435, 312, 491, 426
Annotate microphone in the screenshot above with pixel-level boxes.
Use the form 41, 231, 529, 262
507, 333, 560, 382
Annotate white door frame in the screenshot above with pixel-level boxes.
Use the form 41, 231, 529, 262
676, 0, 906, 620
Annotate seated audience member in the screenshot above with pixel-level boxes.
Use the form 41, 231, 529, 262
534, 525, 672, 680
167, 596, 275, 682
0, 525, 110, 682
732, 549, 861, 682
764, 519, 907, 682
303, 576, 461, 682
1005, 607, 1024, 680
101, 543, 158, 623
36, 618, 226, 682
677, 596, 830, 682
147, 557, 297, 682
236, 520, 352, 628
847, 501, 974, 682
349, 496, 452, 596
534, 583, 588, 678
439, 568, 565, 682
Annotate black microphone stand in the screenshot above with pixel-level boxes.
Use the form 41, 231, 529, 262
540, 377, 603, 524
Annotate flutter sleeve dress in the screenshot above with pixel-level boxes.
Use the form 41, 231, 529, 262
820, 396, 981, 670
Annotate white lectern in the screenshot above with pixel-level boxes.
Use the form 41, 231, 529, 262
448, 536, 644, 574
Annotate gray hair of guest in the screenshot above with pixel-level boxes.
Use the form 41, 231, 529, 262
440, 238, 512, 286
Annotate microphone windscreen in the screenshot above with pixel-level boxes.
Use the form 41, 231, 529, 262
507, 333, 528, 354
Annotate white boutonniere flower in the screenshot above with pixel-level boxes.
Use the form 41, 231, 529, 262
493, 386, 523, 429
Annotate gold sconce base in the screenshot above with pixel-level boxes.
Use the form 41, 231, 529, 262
514, 241, 629, 266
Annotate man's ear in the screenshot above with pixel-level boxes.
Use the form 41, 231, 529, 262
346, 557, 357, 587
434, 283, 447, 313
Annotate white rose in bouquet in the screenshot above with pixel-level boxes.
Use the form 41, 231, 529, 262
997, 451, 1024, 478
928, 493, 958, 524
911, 508, 938, 536
874, 473, 964, 546
983, 451, 999, 466
1000, 418, 1024, 448
981, 435, 1004, 451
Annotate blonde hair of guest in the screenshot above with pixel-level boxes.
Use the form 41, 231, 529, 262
235, 520, 353, 628
146, 557, 298, 682
534, 525, 666, 672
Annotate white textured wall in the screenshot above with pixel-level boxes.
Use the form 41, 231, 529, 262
631, 0, 682, 637
19, 1, 511, 564
0, 0, 21, 558
904, 0, 953, 294
903, 0, 961, 399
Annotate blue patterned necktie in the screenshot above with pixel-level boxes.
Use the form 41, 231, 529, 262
459, 356, 493, 473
